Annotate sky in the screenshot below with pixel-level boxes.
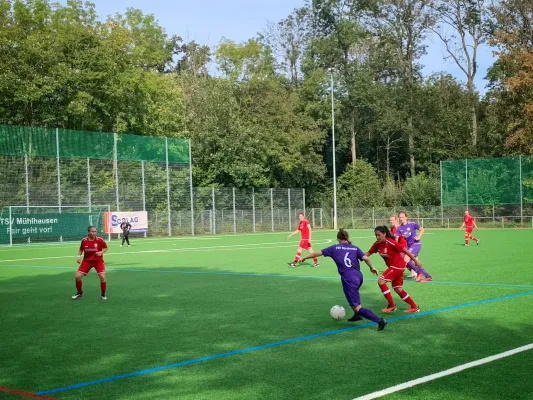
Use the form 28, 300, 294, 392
63, 0, 495, 92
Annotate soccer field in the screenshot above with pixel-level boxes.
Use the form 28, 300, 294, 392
1, 229, 532, 400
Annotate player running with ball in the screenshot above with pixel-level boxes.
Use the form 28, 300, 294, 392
396, 212, 433, 282
300, 229, 387, 330
288, 213, 319, 267
72, 225, 108, 300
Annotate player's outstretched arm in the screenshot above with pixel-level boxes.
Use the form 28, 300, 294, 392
288, 229, 299, 238
300, 251, 322, 262
362, 256, 378, 276
415, 226, 424, 240
459, 222, 465, 229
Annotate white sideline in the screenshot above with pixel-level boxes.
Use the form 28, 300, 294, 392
352, 343, 533, 400
0, 239, 340, 263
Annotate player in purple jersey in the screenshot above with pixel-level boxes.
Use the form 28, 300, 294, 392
300, 229, 387, 331
396, 212, 432, 282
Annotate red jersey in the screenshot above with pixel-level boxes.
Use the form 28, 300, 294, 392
464, 215, 475, 228
298, 219, 311, 240
390, 226, 407, 248
368, 238, 406, 269
80, 236, 107, 262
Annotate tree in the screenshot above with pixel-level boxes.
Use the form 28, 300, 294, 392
337, 160, 383, 207
374, 0, 435, 176
431, 0, 489, 147
487, 0, 533, 153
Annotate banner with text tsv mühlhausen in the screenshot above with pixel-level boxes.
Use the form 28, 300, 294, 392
104, 211, 148, 234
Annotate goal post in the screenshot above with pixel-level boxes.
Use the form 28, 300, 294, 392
0, 205, 111, 246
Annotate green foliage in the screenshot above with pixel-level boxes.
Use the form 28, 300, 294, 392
403, 172, 440, 206
337, 161, 384, 207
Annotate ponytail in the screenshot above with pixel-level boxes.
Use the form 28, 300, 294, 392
337, 228, 352, 244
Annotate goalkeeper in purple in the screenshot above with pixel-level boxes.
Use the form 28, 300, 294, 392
300, 229, 387, 331
396, 212, 433, 282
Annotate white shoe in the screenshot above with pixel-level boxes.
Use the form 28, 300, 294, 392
128, 245, 131, 247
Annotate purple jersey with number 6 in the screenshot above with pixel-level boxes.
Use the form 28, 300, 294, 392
321, 243, 366, 307
321, 244, 365, 281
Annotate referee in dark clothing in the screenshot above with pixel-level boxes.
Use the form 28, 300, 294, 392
120, 218, 132, 247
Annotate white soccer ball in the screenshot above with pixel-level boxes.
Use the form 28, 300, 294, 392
330, 305, 346, 320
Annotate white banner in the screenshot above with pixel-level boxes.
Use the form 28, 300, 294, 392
105, 211, 148, 234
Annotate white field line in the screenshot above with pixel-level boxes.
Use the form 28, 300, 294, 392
0, 239, 344, 263
352, 343, 533, 400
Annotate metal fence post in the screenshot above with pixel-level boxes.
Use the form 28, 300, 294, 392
303, 188, 306, 217
114, 133, 119, 212
233, 187, 236, 234
320, 207, 323, 228
211, 187, 216, 234
189, 139, 195, 236
165, 137, 172, 237
372, 207, 375, 227
465, 159, 469, 209
252, 188, 256, 233
288, 188, 291, 231
270, 188, 274, 232
56, 128, 61, 213
141, 160, 147, 238
518, 155, 524, 224
24, 154, 30, 213
440, 160, 444, 226
87, 158, 92, 213
351, 208, 354, 228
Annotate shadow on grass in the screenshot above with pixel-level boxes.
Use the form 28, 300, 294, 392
0, 266, 531, 400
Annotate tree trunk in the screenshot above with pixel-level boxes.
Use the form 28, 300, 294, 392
351, 125, 357, 167
468, 80, 478, 147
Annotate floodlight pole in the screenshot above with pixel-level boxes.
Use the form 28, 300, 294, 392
329, 68, 338, 230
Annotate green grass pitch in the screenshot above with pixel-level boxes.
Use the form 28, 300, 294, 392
1, 229, 532, 400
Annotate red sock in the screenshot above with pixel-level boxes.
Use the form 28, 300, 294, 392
379, 284, 395, 307
313, 257, 318, 264
294, 250, 302, 263
76, 280, 82, 293
465, 237, 469, 245
397, 289, 417, 308
100, 281, 107, 294
471, 236, 478, 242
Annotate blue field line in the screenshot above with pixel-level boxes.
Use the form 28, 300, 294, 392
35, 290, 533, 396
3, 263, 533, 289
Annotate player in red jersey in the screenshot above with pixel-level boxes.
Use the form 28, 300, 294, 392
288, 213, 319, 267
72, 225, 109, 300
460, 210, 479, 246
389, 215, 417, 279
366, 226, 421, 313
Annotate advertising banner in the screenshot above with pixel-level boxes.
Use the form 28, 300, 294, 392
104, 211, 148, 234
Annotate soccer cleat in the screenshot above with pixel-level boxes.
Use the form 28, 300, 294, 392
476, 240, 479, 246
101, 294, 107, 300
128, 245, 131, 247
377, 318, 387, 331
422, 277, 432, 282
313, 262, 320, 268
348, 313, 363, 322
404, 307, 420, 313
120, 245, 123, 247
288, 262, 297, 268
415, 274, 425, 282
72, 293, 83, 300
382, 306, 397, 313
465, 244, 469, 247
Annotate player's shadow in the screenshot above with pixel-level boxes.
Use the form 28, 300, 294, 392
1, 266, 532, 400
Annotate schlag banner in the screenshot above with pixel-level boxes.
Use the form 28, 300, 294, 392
104, 211, 148, 234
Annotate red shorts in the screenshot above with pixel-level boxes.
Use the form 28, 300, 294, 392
465, 228, 473, 235
299, 239, 311, 250
78, 260, 105, 275
380, 267, 405, 288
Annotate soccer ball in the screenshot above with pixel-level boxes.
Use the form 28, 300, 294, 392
330, 305, 346, 320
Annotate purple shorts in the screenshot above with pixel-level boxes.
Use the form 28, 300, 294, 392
341, 277, 362, 307
408, 242, 422, 257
